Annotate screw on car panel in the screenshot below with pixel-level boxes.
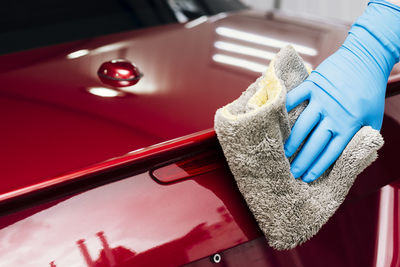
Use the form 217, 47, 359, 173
210, 253, 221, 263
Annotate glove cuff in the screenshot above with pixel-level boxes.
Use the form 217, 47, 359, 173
345, 0, 400, 76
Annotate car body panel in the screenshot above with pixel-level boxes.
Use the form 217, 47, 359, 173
0, 132, 263, 266
1, 9, 400, 267
0, 10, 353, 195
0, 124, 399, 266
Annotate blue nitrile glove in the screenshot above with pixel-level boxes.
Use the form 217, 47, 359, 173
285, 0, 400, 183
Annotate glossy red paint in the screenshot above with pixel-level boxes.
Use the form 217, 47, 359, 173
0, 142, 262, 266
187, 191, 381, 267
0, 146, 398, 266
150, 150, 222, 184
97, 59, 142, 87
0, 10, 353, 195
0, 106, 399, 266
0, 129, 215, 203
1, 9, 400, 267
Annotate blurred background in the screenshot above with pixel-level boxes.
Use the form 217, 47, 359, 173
0, 0, 369, 55
242, 0, 369, 22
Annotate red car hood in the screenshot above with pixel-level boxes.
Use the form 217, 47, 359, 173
0, 10, 350, 194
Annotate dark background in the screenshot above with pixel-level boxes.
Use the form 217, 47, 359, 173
0, 0, 245, 54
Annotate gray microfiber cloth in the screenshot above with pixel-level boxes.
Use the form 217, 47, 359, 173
214, 46, 384, 250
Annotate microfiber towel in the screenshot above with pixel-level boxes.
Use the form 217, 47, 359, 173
214, 46, 384, 250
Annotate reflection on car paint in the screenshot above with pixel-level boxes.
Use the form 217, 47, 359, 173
374, 183, 400, 267
215, 27, 318, 56
0, 170, 259, 266
0, 10, 342, 194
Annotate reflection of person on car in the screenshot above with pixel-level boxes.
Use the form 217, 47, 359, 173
284, 0, 400, 182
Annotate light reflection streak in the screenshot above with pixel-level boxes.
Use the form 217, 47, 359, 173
214, 41, 313, 68
215, 27, 318, 56
185, 16, 208, 29
87, 87, 123, 98
66, 43, 128, 60
374, 185, 394, 267
67, 49, 89, 59
93, 43, 127, 54
208, 13, 227, 23
212, 54, 267, 73
214, 41, 275, 60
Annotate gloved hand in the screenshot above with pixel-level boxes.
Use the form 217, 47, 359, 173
285, 0, 400, 183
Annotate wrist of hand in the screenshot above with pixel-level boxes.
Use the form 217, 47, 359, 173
350, 1, 400, 74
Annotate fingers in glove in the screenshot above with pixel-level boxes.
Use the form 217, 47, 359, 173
290, 121, 332, 179
284, 102, 321, 158
286, 81, 311, 112
301, 132, 354, 183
